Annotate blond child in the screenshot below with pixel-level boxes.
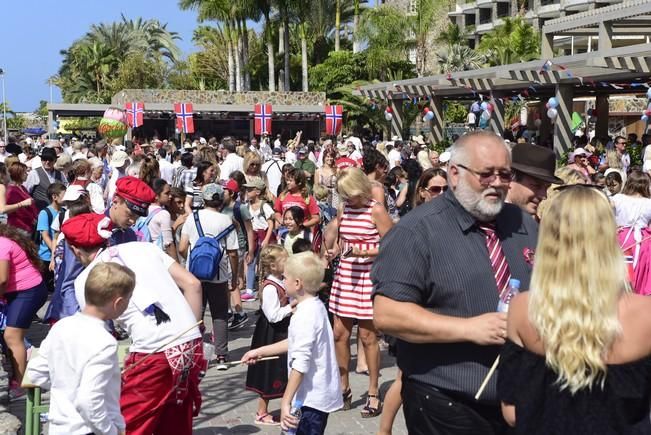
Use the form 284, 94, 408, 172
242, 252, 342, 434
27, 263, 135, 435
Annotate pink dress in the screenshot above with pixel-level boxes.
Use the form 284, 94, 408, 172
329, 200, 380, 320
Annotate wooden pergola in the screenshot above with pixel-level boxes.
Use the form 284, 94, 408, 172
357, 0, 651, 155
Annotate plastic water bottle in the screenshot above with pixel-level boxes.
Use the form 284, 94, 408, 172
497, 279, 520, 313
281, 400, 303, 435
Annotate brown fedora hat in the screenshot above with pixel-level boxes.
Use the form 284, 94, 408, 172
511, 143, 564, 185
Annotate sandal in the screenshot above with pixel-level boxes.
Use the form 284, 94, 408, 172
360, 393, 382, 418
255, 412, 280, 426
342, 387, 352, 410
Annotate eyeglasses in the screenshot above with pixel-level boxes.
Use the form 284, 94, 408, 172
456, 164, 512, 185
616, 141, 626, 145
249, 163, 260, 167
424, 185, 448, 195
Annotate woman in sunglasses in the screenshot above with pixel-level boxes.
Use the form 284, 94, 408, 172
412, 168, 448, 209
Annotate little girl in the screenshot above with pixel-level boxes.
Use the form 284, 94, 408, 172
245, 245, 293, 426
243, 178, 275, 299
280, 206, 311, 255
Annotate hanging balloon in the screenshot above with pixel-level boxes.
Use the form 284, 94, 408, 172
642, 115, 649, 122
548, 97, 559, 109
385, 112, 393, 121
647, 102, 651, 110
480, 102, 488, 111
480, 110, 491, 121
534, 119, 542, 128
547, 108, 558, 121
425, 111, 434, 121
385, 106, 392, 113
647, 88, 651, 99
645, 109, 651, 117
486, 103, 494, 112
175, 128, 180, 134
98, 107, 128, 139
423, 107, 430, 113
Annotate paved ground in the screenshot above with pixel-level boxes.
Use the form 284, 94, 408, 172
11, 301, 407, 435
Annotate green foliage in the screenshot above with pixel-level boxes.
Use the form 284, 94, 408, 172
61, 118, 101, 131
55, 16, 181, 103
309, 51, 366, 92
111, 52, 167, 92
432, 138, 451, 154
35, 100, 48, 119
629, 144, 643, 167
477, 17, 540, 66
436, 44, 485, 72
6, 115, 27, 129
436, 23, 468, 47
444, 102, 467, 123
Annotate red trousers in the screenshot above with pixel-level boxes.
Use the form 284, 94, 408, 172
121, 338, 206, 435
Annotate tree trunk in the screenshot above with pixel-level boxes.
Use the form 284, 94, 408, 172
226, 25, 236, 92
278, 22, 285, 55
301, 35, 308, 92
243, 20, 250, 91
352, 0, 360, 54
267, 33, 276, 92
235, 34, 242, 92
335, 0, 341, 52
283, 13, 290, 91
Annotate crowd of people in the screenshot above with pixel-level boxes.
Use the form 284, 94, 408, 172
0, 126, 649, 434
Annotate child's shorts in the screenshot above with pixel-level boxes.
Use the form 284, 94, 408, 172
5, 282, 48, 329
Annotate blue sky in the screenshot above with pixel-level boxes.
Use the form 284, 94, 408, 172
0, 0, 203, 112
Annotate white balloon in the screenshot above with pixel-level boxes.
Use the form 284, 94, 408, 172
547, 108, 558, 119
385, 112, 393, 121
480, 110, 491, 121
425, 111, 435, 121
534, 119, 542, 128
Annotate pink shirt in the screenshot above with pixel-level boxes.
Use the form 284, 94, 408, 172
0, 237, 43, 292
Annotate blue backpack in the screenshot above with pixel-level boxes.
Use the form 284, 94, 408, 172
188, 210, 235, 281
132, 208, 164, 249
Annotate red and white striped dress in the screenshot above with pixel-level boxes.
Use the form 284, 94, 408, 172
329, 199, 380, 320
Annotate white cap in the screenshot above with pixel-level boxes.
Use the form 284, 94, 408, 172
439, 151, 451, 163
62, 185, 88, 202
110, 150, 129, 167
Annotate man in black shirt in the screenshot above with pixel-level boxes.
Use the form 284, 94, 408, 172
372, 131, 538, 435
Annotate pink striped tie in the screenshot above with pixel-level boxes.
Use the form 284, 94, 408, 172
480, 224, 512, 293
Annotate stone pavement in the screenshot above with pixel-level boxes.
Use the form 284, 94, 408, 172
10, 301, 407, 435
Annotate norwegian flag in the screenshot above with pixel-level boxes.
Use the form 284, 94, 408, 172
254, 103, 272, 135
125, 101, 145, 128
174, 102, 195, 134
324, 105, 343, 135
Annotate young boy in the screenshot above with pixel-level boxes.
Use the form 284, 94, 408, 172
27, 262, 136, 435
241, 251, 342, 434
36, 181, 66, 289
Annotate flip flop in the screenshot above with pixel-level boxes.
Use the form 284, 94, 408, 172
255, 412, 280, 426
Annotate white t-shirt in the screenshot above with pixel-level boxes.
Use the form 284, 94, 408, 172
261, 158, 285, 197
467, 112, 477, 125
219, 153, 244, 181
158, 158, 175, 185
181, 209, 239, 283
147, 205, 174, 248
74, 242, 201, 354
612, 194, 651, 230
388, 149, 401, 169
288, 296, 343, 412
246, 201, 274, 231
285, 151, 297, 165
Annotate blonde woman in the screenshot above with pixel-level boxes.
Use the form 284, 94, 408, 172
325, 168, 393, 418
536, 166, 588, 221
498, 185, 651, 433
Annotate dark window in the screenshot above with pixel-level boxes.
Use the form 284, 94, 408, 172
479, 8, 491, 24
497, 3, 510, 17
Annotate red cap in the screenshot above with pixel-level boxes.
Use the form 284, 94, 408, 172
115, 176, 156, 216
61, 213, 113, 248
225, 179, 239, 193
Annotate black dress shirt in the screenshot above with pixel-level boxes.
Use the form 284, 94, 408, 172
372, 189, 538, 403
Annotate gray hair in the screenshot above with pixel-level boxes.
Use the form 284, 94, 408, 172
449, 131, 510, 167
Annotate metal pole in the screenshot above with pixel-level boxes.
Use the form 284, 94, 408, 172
0, 69, 6, 144
49, 80, 53, 104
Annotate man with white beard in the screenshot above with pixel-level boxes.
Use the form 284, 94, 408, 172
372, 131, 538, 435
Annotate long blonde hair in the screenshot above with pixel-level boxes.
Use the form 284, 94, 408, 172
529, 186, 629, 394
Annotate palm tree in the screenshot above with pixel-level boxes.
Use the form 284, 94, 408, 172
436, 23, 467, 47
411, 0, 441, 77
179, 0, 237, 91
436, 44, 485, 72
477, 17, 540, 66
256, 0, 276, 91
334, 0, 341, 51
357, 5, 412, 80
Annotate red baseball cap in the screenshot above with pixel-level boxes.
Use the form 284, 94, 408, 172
115, 176, 156, 216
61, 213, 113, 248
224, 179, 239, 193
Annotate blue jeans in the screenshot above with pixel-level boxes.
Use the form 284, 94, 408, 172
245, 250, 259, 290
296, 406, 329, 435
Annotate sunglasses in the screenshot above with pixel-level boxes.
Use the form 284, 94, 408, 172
424, 185, 448, 195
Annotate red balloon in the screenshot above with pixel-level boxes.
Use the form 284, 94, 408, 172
487, 103, 494, 112
423, 107, 430, 113
385, 106, 392, 113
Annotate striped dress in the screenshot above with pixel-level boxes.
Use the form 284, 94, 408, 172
329, 199, 380, 320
